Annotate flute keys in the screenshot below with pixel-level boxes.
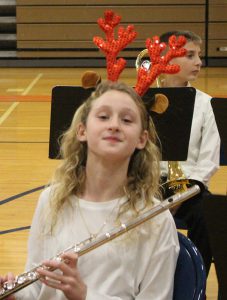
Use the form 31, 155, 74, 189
0, 288, 5, 295
27, 271, 38, 281
53, 256, 62, 263
3, 281, 15, 290
105, 232, 110, 238
74, 246, 81, 253
121, 223, 127, 230
16, 275, 26, 284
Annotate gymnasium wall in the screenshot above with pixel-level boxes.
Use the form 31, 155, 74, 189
16, 0, 227, 66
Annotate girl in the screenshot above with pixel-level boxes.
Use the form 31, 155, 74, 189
1, 81, 179, 300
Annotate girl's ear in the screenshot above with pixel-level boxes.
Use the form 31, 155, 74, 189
77, 123, 87, 142
136, 130, 148, 150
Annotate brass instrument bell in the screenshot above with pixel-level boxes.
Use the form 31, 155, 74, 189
135, 48, 163, 87
135, 49, 150, 71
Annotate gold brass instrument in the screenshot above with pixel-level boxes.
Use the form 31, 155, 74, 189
135, 48, 164, 87
168, 161, 185, 181
164, 161, 188, 196
135, 49, 150, 71
0, 184, 201, 299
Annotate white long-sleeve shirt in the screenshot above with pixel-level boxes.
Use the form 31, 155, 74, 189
15, 187, 179, 300
162, 88, 220, 187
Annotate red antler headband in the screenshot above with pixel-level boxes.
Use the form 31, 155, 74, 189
93, 10, 137, 82
93, 10, 187, 96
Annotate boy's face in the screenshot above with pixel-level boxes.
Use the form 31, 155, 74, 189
170, 41, 202, 83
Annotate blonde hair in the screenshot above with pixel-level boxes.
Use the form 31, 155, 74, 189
48, 81, 161, 232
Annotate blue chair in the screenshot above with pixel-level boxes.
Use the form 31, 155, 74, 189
173, 232, 206, 300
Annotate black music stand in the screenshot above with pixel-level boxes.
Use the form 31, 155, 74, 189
49, 86, 94, 159
203, 97, 227, 299
49, 86, 196, 160
211, 98, 227, 165
145, 87, 196, 161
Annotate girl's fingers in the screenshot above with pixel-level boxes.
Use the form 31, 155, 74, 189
38, 267, 61, 280
0, 273, 15, 285
36, 253, 87, 300
61, 252, 78, 268
37, 253, 79, 284
39, 252, 78, 276
0, 274, 16, 300
7, 273, 15, 281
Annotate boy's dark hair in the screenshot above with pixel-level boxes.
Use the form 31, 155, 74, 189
160, 30, 202, 44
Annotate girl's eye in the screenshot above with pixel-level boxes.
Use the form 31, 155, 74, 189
98, 114, 108, 120
122, 117, 132, 123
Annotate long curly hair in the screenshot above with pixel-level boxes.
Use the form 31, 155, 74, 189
48, 81, 161, 232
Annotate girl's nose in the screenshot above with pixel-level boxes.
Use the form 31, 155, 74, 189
108, 117, 120, 131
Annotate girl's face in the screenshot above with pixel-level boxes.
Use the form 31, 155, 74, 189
170, 41, 202, 83
77, 90, 148, 162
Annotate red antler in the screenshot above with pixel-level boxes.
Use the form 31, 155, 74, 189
93, 10, 137, 81
135, 35, 187, 96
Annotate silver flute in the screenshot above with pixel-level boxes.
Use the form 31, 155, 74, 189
0, 184, 200, 299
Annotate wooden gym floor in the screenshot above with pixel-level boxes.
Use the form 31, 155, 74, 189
0, 66, 227, 299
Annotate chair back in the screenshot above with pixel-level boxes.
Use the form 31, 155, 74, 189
203, 194, 227, 299
173, 232, 206, 300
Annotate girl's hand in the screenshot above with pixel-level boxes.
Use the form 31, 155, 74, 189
0, 273, 16, 300
37, 252, 87, 300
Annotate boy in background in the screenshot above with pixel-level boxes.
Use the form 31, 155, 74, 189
159, 30, 220, 277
